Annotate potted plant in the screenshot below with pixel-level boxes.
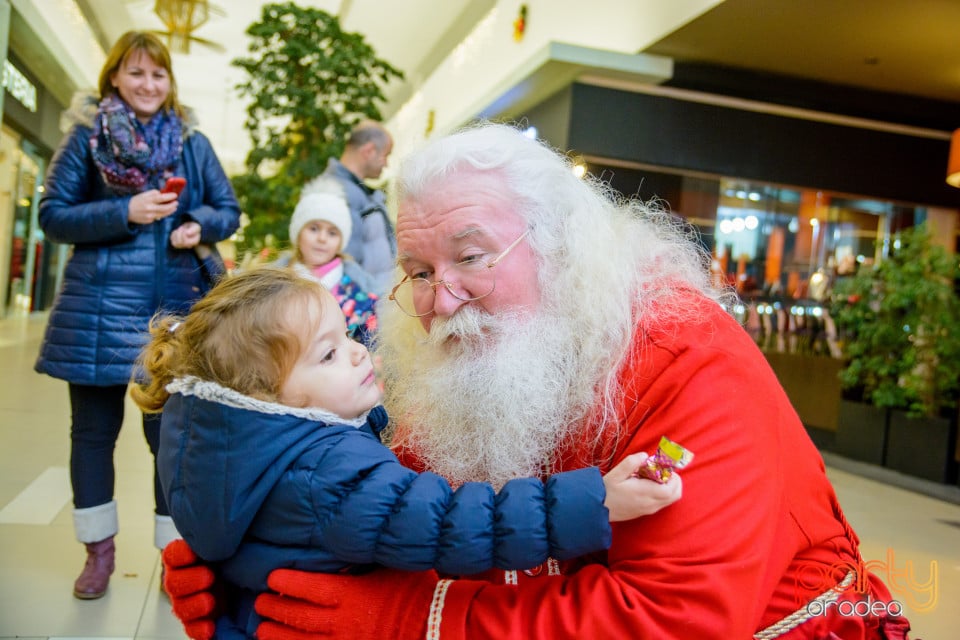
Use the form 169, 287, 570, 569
830, 259, 895, 465
229, 2, 403, 255
832, 224, 960, 481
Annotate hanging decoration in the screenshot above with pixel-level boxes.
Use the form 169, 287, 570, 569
513, 4, 528, 42
152, 0, 226, 54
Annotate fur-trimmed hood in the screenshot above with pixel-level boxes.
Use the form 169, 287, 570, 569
61, 91, 200, 136
166, 376, 373, 428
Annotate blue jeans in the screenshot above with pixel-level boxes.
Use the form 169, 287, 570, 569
68, 383, 168, 515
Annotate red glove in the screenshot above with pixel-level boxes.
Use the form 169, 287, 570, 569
161, 539, 218, 640
254, 568, 440, 640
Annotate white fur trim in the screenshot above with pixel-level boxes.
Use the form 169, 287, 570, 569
62, 91, 199, 135
73, 500, 118, 543
154, 515, 182, 550
166, 376, 370, 428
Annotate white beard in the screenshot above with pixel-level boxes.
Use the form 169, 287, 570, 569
379, 304, 599, 489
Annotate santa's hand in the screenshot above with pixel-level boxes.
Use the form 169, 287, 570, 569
161, 539, 218, 640
255, 568, 439, 640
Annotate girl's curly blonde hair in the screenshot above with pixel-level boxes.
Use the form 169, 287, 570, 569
131, 267, 325, 412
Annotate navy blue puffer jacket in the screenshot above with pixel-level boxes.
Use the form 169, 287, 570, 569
158, 377, 612, 594
34, 94, 240, 385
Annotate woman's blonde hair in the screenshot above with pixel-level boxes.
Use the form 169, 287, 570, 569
131, 267, 325, 412
98, 31, 184, 119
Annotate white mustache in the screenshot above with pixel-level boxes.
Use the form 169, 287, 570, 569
425, 305, 504, 346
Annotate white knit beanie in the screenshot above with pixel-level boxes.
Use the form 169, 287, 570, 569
290, 177, 352, 248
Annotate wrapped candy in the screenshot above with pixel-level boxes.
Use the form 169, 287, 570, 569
636, 436, 693, 484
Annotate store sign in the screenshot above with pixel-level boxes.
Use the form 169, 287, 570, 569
3, 60, 38, 112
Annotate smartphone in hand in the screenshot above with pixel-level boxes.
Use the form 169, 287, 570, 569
162, 176, 187, 196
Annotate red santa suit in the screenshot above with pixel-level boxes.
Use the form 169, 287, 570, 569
411, 290, 910, 639
171, 289, 911, 640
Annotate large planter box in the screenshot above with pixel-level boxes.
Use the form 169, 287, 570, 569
885, 410, 959, 484
833, 400, 889, 465
763, 352, 843, 432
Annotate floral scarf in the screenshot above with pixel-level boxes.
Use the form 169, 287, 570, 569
89, 94, 183, 194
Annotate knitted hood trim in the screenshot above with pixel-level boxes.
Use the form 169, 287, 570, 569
166, 376, 370, 428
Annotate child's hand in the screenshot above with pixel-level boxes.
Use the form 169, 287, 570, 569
171, 221, 202, 249
602, 452, 683, 522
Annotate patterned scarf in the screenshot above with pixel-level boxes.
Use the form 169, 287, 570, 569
89, 94, 183, 194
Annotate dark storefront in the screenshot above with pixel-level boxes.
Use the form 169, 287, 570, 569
1, 49, 67, 316
520, 80, 960, 433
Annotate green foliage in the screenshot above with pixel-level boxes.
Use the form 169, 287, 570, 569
832, 224, 960, 417
230, 2, 403, 252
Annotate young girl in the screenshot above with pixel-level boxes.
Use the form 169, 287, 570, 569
132, 268, 681, 636
288, 178, 378, 345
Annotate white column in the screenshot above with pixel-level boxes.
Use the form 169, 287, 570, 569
10, 0, 104, 91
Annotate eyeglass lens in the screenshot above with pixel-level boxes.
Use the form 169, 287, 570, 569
396, 260, 496, 316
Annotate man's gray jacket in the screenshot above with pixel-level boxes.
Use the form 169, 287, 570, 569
319, 157, 396, 295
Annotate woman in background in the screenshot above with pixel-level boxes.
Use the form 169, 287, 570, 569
34, 30, 240, 600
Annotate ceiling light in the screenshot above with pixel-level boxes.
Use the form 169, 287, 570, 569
947, 128, 960, 188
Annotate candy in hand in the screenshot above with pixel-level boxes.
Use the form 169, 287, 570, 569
636, 436, 693, 484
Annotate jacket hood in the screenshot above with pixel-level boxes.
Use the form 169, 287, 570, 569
61, 91, 200, 135
160, 376, 385, 561
167, 376, 374, 427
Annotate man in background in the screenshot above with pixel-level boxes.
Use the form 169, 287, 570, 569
304, 120, 395, 296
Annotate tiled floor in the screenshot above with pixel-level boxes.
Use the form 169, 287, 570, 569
1, 310, 958, 639
0, 311, 183, 639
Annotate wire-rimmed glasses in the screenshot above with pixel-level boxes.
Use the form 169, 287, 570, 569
389, 230, 530, 317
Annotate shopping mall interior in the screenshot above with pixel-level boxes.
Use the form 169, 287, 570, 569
2, 0, 960, 637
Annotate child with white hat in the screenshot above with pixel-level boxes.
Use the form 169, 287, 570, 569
289, 178, 378, 344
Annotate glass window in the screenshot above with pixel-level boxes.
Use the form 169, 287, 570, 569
590, 161, 924, 355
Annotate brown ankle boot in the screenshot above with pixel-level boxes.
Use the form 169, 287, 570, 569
73, 536, 115, 599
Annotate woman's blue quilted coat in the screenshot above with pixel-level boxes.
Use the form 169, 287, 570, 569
34, 95, 240, 385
